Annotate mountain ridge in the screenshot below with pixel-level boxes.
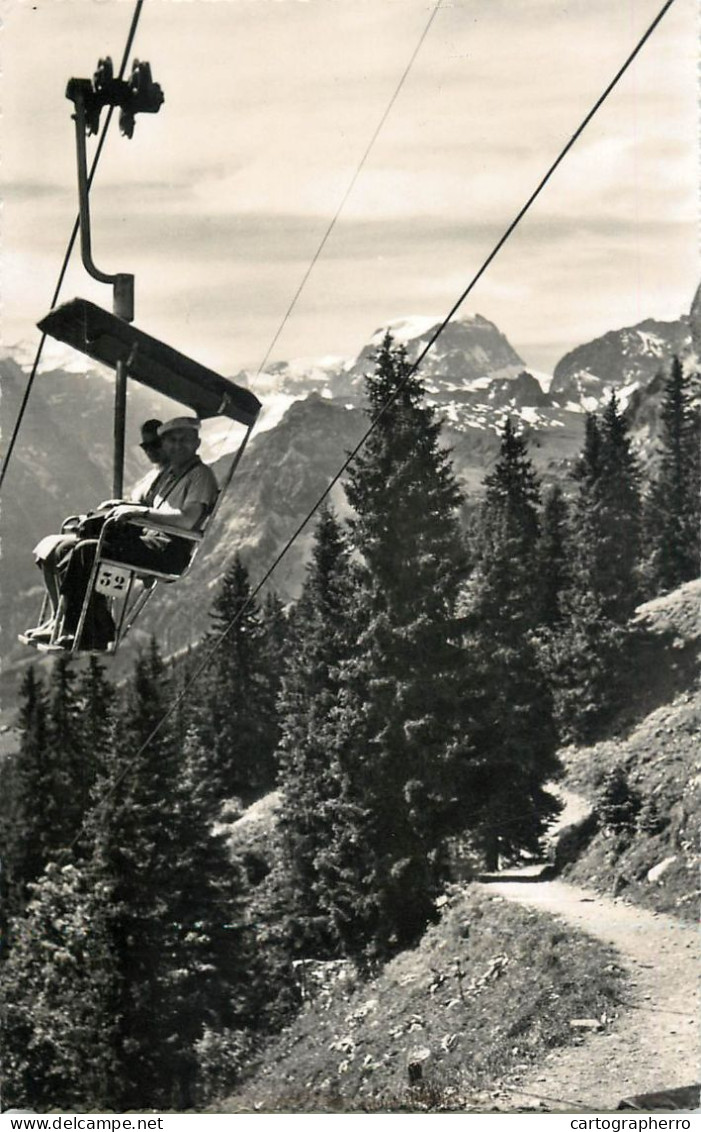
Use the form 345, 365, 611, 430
1, 297, 696, 693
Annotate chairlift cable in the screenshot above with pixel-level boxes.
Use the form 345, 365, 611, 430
255, 0, 443, 378
208, 0, 443, 467
407, 0, 678, 382
74, 0, 679, 843
0, 0, 146, 494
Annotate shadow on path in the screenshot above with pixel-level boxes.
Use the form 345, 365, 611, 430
478, 866, 554, 885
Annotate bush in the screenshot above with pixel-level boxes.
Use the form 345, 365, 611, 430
596, 766, 642, 835
194, 1027, 257, 1105
637, 794, 668, 836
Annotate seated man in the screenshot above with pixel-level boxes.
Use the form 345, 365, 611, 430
53, 416, 218, 650
25, 419, 167, 642
99, 417, 168, 510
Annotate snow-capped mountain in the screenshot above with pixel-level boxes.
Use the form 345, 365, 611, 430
230, 313, 528, 408
1, 296, 695, 692
329, 312, 527, 400
230, 355, 344, 437
235, 308, 692, 448
550, 317, 692, 410
231, 313, 571, 444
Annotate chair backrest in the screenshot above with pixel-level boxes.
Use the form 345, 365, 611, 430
198, 488, 221, 535
191, 422, 254, 543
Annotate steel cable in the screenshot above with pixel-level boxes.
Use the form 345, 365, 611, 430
0, 0, 146, 493
70, 0, 678, 834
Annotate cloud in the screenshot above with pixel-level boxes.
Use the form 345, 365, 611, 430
2, 0, 695, 380
1, 182, 72, 203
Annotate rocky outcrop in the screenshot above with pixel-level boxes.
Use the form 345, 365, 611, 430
550, 317, 691, 405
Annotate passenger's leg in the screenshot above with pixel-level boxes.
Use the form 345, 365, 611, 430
25, 534, 78, 638
58, 540, 115, 649
103, 525, 192, 573
42, 536, 77, 613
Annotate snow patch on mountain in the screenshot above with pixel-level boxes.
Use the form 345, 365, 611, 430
270, 355, 349, 382
552, 316, 691, 402
636, 330, 667, 357
617, 381, 643, 410
369, 315, 442, 346
520, 407, 544, 426
257, 393, 314, 434
529, 369, 555, 393
241, 355, 348, 401
6, 337, 107, 378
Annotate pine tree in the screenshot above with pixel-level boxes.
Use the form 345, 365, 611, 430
539, 587, 631, 743
85, 639, 179, 1106
544, 396, 642, 741
90, 638, 256, 1110
596, 765, 642, 836
537, 485, 572, 628
170, 645, 199, 754
76, 656, 116, 806
2, 642, 260, 1111
315, 335, 469, 958
260, 590, 289, 700
0, 860, 118, 1112
574, 393, 642, 622
574, 412, 603, 491
2, 658, 118, 925
346, 335, 465, 621
276, 506, 354, 955
162, 756, 258, 1109
465, 420, 561, 869
192, 554, 279, 809
1, 667, 53, 925
477, 418, 542, 630
259, 589, 288, 774
643, 357, 701, 593
45, 656, 89, 850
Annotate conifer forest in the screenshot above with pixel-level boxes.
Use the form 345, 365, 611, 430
1, 338, 699, 1111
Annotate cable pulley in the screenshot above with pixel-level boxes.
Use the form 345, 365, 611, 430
66, 55, 164, 139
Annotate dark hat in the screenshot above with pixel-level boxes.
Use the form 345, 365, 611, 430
140, 419, 163, 447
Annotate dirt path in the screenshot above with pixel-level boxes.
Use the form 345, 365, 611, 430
481, 815, 698, 1112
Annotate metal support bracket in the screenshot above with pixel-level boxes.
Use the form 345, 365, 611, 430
66, 58, 164, 322
71, 92, 135, 321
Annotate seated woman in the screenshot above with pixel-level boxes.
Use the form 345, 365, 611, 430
50, 417, 218, 650
25, 419, 167, 644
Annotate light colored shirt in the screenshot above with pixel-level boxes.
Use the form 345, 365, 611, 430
130, 466, 166, 505
152, 458, 219, 531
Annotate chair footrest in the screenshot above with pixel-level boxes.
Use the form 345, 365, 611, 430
36, 640, 116, 656
98, 557, 184, 582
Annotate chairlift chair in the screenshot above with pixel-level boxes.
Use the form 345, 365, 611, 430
22, 299, 261, 655
19, 56, 261, 654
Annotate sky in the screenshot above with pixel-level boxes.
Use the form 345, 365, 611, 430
1, 0, 698, 380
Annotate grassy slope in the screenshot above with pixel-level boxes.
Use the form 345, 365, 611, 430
557, 691, 699, 921
215, 887, 625, 1113
213, 580, 698, 1112
555, 581, 700, 922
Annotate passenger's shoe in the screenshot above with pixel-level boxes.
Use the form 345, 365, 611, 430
35, 636, 73, 653
23, 622, 56, 643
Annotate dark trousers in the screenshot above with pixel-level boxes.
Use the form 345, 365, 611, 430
58, 525, 192, 645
